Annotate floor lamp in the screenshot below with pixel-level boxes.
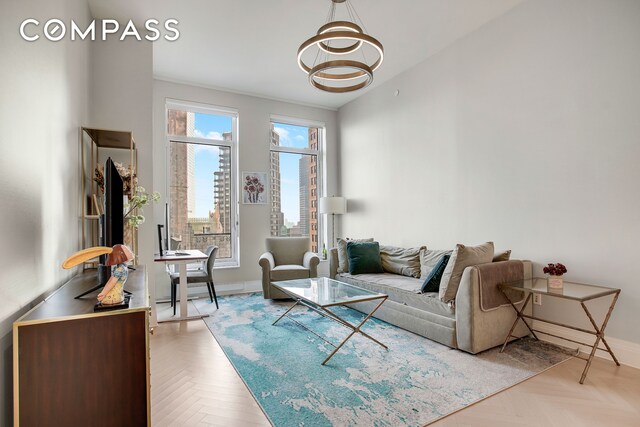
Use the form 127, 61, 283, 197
319, 196, 346, 248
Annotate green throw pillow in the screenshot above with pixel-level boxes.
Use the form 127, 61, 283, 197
421, 254, 450, 293
347, 241, 384, 275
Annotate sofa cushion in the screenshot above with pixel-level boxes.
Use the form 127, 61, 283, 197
270, 265, 310, 281
439, 242, 494, 303
347, 241, 384, 275
336, 273, 455, 319
420, 249, 452, 278
421, 254, 450, 293
493, 250, 511, 262
379, 245, 424, 278
337, 237, 374, 273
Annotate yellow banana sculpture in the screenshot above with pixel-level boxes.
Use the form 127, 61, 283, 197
62, 246, 113, 269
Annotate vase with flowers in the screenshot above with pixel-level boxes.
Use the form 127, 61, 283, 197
543, 263, 567, 289
122, 186, 160, 256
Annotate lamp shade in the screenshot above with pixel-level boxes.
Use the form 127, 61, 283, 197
319, 196, 346, 215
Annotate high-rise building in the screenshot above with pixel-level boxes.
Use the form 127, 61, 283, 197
298, 155, 310, 237
168, 109, 188, 249
308, 128, 319, 252
211, 132, 233, 258
296, 128, 319, 250
168, 110, 198, 246
214, 132, 232, 233
269, 125, 284, 236
169, 111, 233, 257
186, 114, 196, 218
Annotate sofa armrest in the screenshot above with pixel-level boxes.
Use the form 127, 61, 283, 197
303, 251, 320, 277
329, 248, 339, 278
258, 252, 275, 297
455, 260, 533, 354
259, 252, 275, 271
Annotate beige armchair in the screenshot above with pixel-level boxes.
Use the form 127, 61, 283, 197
258, 237, 320, 299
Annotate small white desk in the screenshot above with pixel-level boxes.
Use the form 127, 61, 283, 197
154, 250, 208, 322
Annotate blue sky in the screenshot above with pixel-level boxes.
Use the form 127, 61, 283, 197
272, 122, 313, 224
191, 114, 312, 224
192, 113, 229, 218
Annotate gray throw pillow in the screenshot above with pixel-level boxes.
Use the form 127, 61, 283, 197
380, 245, 424, 278
439, 242, 494, 303
420, 249, 452, 278
337, 237, 374, 273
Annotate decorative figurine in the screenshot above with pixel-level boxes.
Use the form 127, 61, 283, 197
97, 244, 135, 305
62, 244, 135, 308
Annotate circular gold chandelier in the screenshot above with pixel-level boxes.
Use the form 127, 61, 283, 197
297, 0, 384, 93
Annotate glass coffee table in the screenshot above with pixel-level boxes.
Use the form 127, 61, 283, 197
271, 277, 388, 365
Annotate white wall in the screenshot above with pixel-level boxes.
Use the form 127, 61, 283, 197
153, 80, 339, 298
90, 27, 154, 318
0, 0, 91, 423
338, 0, 640, 345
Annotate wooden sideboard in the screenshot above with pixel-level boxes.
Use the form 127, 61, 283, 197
13, 267, 150, 427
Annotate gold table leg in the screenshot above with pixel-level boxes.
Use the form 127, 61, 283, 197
271, 295, 388, 366
272, 300, 300, 326
578, 291, 620, 384
321, 297, 388, 365
500, 292, 535, 353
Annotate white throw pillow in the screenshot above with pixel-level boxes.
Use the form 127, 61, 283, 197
419, 248, 452, 278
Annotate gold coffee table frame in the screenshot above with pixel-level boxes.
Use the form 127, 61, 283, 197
272, 278, 388, 365
499, 278, 621, 384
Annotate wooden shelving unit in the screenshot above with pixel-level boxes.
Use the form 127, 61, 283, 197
81, 127, 138, 265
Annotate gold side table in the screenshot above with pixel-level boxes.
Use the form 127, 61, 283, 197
499, 277, 620, 384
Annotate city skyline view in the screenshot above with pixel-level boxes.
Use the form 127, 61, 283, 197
169, 108, 320, 257
190, 114, 313, 226
192, 113, 229, 218
271, 122, 315, 225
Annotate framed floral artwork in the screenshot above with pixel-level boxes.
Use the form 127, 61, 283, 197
242, 172, 268, 204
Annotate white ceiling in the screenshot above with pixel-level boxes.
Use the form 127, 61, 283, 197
90, 0, 524, 110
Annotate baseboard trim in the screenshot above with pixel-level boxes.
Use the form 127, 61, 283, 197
156, 280, 263, 300
533, 321, 640, 369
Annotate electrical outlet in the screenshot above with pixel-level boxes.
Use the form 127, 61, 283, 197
533, 293, 542, 306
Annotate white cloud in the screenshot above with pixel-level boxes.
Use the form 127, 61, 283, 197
193, 144, 219, 155
295, 135, 305, 141
273, 126, 293, 147
194, 129, 224, 140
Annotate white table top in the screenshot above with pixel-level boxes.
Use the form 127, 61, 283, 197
154, 249, 207, 262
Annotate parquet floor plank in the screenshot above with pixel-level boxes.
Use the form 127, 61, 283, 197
150, 320, 640, 426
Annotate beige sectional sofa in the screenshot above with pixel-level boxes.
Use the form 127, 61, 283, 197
329, 245, 532, 354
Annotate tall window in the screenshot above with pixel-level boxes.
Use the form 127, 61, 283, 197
270, 117, 324, 253
167, 100, 238, 267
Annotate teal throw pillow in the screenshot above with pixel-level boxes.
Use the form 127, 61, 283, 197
421, 254, 450, 293
347, 241, 384, 275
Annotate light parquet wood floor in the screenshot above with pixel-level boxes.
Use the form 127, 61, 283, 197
150, 320, 640, 427
150, 321, 270, 427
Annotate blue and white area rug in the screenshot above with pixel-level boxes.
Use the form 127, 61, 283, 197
197, 293, 573, 427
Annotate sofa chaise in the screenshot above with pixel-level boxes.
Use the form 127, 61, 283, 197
329, 243, 531, 354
